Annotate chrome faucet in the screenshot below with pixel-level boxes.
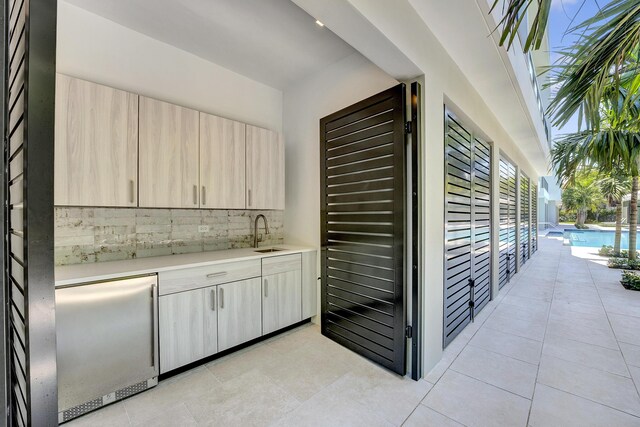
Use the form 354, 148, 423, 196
254, 214, 270, 248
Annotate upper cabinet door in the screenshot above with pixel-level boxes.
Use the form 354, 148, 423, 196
200, 114, 246, 209
55, 74, 138, 207
139, 96, 199, 208
246, 125, 284, 210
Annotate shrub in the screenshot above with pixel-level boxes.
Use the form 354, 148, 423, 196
574, 223, 589, 229
628, 259, 640, 270
621, 270, 640, 291
599, 245, 614, 256
608, 257, 629, 269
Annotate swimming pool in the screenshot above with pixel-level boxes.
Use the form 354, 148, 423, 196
565, 230, 637, 249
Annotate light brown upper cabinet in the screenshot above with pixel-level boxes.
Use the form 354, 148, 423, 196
246, 125, 284, 210
139, 97, 200, 208
199, 114, 246, 209
55, 74, 138, 207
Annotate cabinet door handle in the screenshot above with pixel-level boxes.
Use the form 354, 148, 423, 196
129, 180, 135, 204
264, 279, 268, 297
202, 186, 206, 206
151, 283, 157, 368
206, 271, 227, 279
248, 189, 252, 207
193, 185, 198, 205
211, 289, 216, 311
219, 287, 224, 309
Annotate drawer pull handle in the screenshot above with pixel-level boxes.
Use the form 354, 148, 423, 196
206, 272, 228, 279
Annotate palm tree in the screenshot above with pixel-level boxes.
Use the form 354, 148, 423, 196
491, 0, 640, 128
598, 172, 632, 255
560, 173, 604, 227
551, 125, 640, 257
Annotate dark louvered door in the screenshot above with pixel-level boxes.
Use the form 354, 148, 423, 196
520, 174, 530, 265
472, 137, 491, 312
3, 0, 58, 425
507, 163, 517, 276
531, 184, 538, 254
320, 84, 406, 375
498, 156, 516, 289
444, 112, 492, 347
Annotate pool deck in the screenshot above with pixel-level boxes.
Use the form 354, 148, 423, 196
423, 236, 640, 426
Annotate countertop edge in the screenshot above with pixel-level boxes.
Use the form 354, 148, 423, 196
55, 245, 318, 287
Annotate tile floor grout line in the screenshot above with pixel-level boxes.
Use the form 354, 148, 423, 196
448, 367, 534, 400
538, 382, 640, 420
464, 342, 540, 366
525, 242, 560, 427
585, 259, 640, 399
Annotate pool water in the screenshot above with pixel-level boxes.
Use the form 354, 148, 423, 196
565, 230, 636, 249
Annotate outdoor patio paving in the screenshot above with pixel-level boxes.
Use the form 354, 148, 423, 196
423, 235, 640, 426
67, 236, 640, 426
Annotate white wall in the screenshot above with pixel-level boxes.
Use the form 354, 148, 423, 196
57, 1, 283, 132
283, 52, 398, 248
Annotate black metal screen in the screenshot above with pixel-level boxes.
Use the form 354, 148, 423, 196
3, 0, 58, 424
531, 184, 538, 254
320, 84, 406, 375
520, 173, 530, 265
498, 156, 516, 288
444, 112, 492, 347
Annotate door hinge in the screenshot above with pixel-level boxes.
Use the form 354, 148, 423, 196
405, 121, 412, 134
405, 325, 413, 339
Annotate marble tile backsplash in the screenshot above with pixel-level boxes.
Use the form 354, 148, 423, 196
55, 208, 284, 266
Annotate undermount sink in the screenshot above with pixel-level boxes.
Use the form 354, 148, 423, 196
254, 248, 284, 253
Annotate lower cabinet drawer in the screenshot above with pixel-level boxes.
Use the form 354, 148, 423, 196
159, 259, 261, 295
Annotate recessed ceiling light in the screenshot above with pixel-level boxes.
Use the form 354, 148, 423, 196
315, 20, 324, 27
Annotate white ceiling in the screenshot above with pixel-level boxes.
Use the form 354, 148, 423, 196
61, 0, 356, 89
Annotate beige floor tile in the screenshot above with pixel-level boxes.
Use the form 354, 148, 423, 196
550, 299, 605, 316
545, 319, 618, 350
542, 334, 630, 377
65, 402, 130, 427
323, 362, 432, 425
403, 405, 464, 427
483, 312, 546, 341
130, 403, 196, 426
123, 367, 220, 425
630, 365, 640, 390
262, 339, 364, 402
621, 342, 640, 368
272, 380, 393, 427
548, 307, 611, 332
610, 313, 640, 346
537, 355, 640, 416
529, 384, 640, 427
490, 302, 548, 324
422, 370, 530, 427
468, 327, 542, 364
450, 345, 538, 398
501, 294, 550, 311
185, 369, 300, 426
206, 342, 283, 382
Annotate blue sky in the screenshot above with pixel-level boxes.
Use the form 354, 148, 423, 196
547, 0, 611, 136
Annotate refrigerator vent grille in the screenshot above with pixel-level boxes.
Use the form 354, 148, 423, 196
61, 397, 103, 422
116, 380, 150, 400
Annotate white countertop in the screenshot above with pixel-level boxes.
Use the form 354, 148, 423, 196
55, 245, 316, 287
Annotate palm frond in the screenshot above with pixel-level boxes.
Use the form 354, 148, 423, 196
490, 0, 552, 52
548, 0, 640, 128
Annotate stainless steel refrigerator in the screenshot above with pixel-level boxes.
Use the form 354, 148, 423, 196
56, 274, 158, 423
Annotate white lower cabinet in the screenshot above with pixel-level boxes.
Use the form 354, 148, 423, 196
159, 252, 316, 374
262, 254, 302, 335
159, 288, 206, 374
217, 277, 262, 351
159, 278, 259, 373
